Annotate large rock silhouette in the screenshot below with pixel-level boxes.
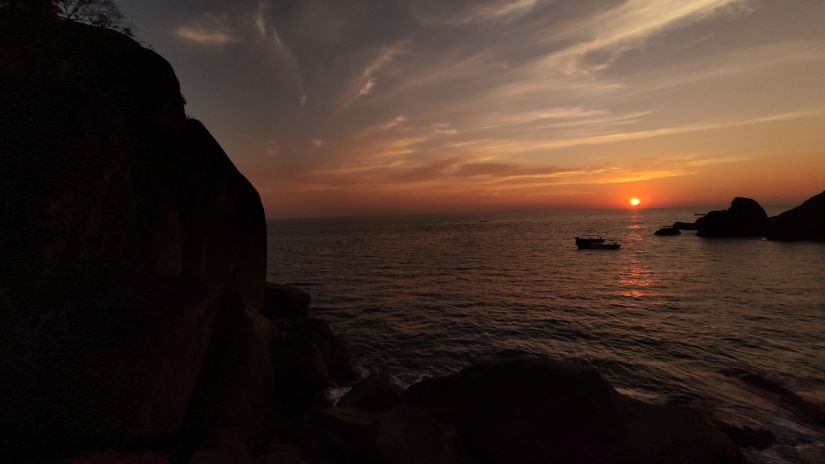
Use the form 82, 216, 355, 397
767, 190, 825, 241
0, 19, 273, 459
406, 357, 742, 464
696, 197, 768, 238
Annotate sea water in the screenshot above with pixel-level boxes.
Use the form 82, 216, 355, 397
267, 208, 825, 463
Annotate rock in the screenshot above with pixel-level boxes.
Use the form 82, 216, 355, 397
62, 450, 170, 464
655, 227, 682, 236
289, 407, 382, 464
188, 447, 306, 464
375, 405, 448, 464
407, 357, 742, 464
404, 376, 461, 423
451, 357, 624, 464
620, 399, 743, 464
767, 190, 825, 241
0, 19, 272, 460
673, 221, 698, 230
339, 374, 404, 412
182, 301, 280, 452
710, 410, 775, 450
262, 283, 311, 320
253, 451, 306, 464
189, 448, 250, 464
696, 197, 768, 238
272, 318, 355, 415
735, 372, 825, 426
277, 318, 355, 386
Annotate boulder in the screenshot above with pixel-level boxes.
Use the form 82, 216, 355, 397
404, 376, 460, 423
0, 19, 271, 460
339, 374, 404, 412
273, 318, 355, 414
696, 197, 768, 238
767, 190, 825, 241
375, 405, 448, 464
710, 410, 775, 450
655, 227, 681, 236
407, 357, 742, 464
62, 450, 170, 464
262, 283, 311, 320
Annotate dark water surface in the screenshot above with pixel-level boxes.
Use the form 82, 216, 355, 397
267, 209, 825, 463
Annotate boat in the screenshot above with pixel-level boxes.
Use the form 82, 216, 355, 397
575, 236, 621, 249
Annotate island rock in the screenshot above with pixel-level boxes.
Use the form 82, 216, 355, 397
673, 221, 698, 230
655, 227, 682, 236
696, 197, 768, 238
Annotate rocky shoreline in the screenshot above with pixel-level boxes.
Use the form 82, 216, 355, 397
3, 13, 818, 464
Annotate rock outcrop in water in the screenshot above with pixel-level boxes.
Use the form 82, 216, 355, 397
655, 227, 681, 236
673, 221, 698, 231
767, 190, 825, 242
1, 12, 748, 464
696, 197, 769, 238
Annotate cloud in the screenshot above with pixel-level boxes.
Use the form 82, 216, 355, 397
537, 0, 753, 75
415, 0, 540, 24
342, 43, 408, 108
175, 13, 239, 45
361, 115, 409, 135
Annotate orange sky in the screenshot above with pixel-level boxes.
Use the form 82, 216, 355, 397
121, 0, 825, 217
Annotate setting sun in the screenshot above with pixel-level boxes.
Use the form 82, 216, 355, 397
629, 198, 641, 206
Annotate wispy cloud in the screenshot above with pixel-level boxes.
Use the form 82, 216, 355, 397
415, 0, 540, 24
175, 13, 238, 45
342, 43, 408, 108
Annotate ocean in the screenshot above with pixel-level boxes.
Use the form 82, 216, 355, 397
266, 208, 825, 463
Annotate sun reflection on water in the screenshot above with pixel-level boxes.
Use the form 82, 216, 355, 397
617, 261, 657, 299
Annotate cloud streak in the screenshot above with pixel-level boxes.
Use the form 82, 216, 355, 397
175, 13, 239, 45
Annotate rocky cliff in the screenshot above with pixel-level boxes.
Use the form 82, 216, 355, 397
0, 17, 274, 460
767, 190, 825, 241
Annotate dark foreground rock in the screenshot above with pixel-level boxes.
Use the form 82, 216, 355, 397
407, 357, 743, 464
767, 190, 825, 241
0, 16, 274, 461
271, 318, 356, 415
263, 282, 312, 319
696, 197, 769, 238
339, 374, 404, 412
710, 410, 775, 450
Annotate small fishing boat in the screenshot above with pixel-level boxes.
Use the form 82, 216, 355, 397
575, 236, 621, 249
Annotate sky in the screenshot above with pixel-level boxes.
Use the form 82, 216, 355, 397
118, 0, 825, 218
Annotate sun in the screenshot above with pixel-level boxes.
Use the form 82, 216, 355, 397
629, 197, 641, 207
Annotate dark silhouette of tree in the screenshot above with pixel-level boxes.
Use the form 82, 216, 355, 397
54, 0, 133, 36
0, 0, 132, 36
